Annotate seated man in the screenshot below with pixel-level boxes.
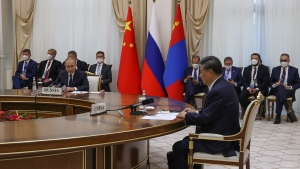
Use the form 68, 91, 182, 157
88, 51, 112, 92
222, 56, 242, 96
52, 58, 89, 91
36, 49, 62, 87
269, 53, 300, 124
182, 55, 208, 109
60, 51, 88, 72
171, 56, 240, 169
12, 49, 37, 89
239, 53, 269, 115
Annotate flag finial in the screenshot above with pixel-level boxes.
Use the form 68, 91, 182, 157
129, 0, 131, 4
153, 0, 156, 3
178, 0, 181, 3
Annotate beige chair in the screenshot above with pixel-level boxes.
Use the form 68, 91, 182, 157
188, 92, 264, 169
86, 71, 102, 91
267, 95, 292, 122
240, 95, 266, 120
183, 93, 206, 108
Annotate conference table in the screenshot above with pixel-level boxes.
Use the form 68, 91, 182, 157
0, 89, 190, 169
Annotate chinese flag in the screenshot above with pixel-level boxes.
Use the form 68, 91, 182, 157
117, 6, 142, 94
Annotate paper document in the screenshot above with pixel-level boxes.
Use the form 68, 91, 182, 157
141, 113, 179, 120
70, 91, 89, 94
90, 91, 102, 94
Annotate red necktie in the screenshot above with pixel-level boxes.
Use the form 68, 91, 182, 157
45, 61, 51, 79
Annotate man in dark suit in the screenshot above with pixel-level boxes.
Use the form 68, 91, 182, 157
239, 53, 269, 115
182, 56, 208, 109
269, 53, 300, 124
222, 56, 242, 96
12, 49, 38, 89
36, 49, 62, 87
60, 51, 88, 72
52, 58, 89, 91
171, 56, 240, 169
88, 51, 112, 92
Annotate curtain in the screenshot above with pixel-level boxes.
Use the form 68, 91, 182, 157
112, 0, 147, 72
199, 0, 254, 67
12, 0, 36, 74
264, 0, 300, 113
180, 0, 210, 64
30, 0, 122, 92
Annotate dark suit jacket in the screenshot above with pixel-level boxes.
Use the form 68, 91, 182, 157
222, 66, 242, 96
185, 78, 240, 157
181, 67, 208, 94
242, 64, 269, 94
61, 59, 88, 72
36, 59, 62, 81
53, 69, 89, 91
15, 59, 38, 82
269, 66, 300, 101
88, 63, 112, 92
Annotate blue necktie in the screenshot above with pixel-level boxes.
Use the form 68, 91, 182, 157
69, 75, 73, 87
24, 62, 28, 72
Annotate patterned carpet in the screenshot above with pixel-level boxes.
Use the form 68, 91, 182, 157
149, 114, 300, 169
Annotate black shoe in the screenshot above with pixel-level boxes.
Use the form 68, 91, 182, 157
274, 118, 281, 124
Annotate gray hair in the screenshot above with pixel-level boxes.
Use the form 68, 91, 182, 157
48, 48, 57, 55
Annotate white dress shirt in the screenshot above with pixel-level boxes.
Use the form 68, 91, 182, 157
22, 59, 31, 72
247, 65, 259, 91
272, 66, 293, 90
43, 60, 53, 81
184, 68, 199, 83
95, 63, 103, 75
208, 76, 222, 92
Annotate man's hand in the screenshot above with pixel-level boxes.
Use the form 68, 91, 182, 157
185, 76, 191, 81
227, 80, 235, 86
43, 79, 51, 83
176, 111, 187, 119
251, 88, 258, 94
182, 108, 197, 113
65, 87, 75, 92
274, 82, 280, 86
192, 80, 199, 85
21, 74, 27, 80
38, 78, 43, 82
284, 85, 291, 90
248, 88, 252, 94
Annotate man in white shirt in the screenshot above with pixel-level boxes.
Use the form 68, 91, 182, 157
88, 51, 112, 92
12, 49, 37, 89
269, 53, 300, 124
36, 49, 62, 87
181, 56, 208, 109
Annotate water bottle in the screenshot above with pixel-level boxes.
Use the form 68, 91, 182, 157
32, 77, 37, 92
139, 90, 146, 111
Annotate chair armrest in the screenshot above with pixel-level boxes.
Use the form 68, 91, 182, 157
189, 133, 243, 141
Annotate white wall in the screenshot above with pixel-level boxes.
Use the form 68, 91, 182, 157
146, 0, 176, 63
0, 0, 13, 89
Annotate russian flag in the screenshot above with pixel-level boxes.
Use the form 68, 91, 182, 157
163, 3, 188, 101
141, 3, 167, 97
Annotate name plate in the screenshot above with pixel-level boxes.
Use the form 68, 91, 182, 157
42, 87, 62, 95
90, 102, 107, 116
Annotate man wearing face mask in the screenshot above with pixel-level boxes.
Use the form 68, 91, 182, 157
182, 56, 208, 109
269, 53, 300, 124
222, 57, 242, 96
36, 49, 62, 87
60, 51, 88, 72
88, 51, 112, 92
239, 53, 269, 115
12, 49, 38, 89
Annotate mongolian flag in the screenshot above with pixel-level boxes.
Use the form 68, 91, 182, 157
163, 3, 188, 101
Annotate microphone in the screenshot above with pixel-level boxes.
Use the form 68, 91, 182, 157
130, 98, 154, 107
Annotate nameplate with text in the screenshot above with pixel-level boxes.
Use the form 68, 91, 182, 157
42, 87, 62, 95
90, 102, 107, 116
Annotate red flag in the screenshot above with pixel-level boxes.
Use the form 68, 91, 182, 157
117, 6, 141, 94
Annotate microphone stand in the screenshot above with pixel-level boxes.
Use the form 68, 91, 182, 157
128, 105, 147, 115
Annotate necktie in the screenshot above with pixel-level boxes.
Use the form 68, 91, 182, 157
226, 70, 230, 79
193, 69, 197, 81
253, 67, 257, 81
24, 62, 28, 72
44, 61, 51, 79
96, 65, 101, 75
69, 75, 73, 87
280, 68, 286, 84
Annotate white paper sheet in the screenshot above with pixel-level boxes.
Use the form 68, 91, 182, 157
70, 91, 89, 94
141, 113, 179, 120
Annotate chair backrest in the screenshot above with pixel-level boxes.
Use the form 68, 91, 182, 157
87, 75, 102, 92
240, 92, 264, 151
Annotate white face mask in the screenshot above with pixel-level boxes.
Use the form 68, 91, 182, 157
23, 55, 29, 61
251, 59, 258, 66
192, 64, 199, 69
280, 62, 288, 68
47, 54, 52, 60
225, 65, 232, 70
97, 58, 104, 63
